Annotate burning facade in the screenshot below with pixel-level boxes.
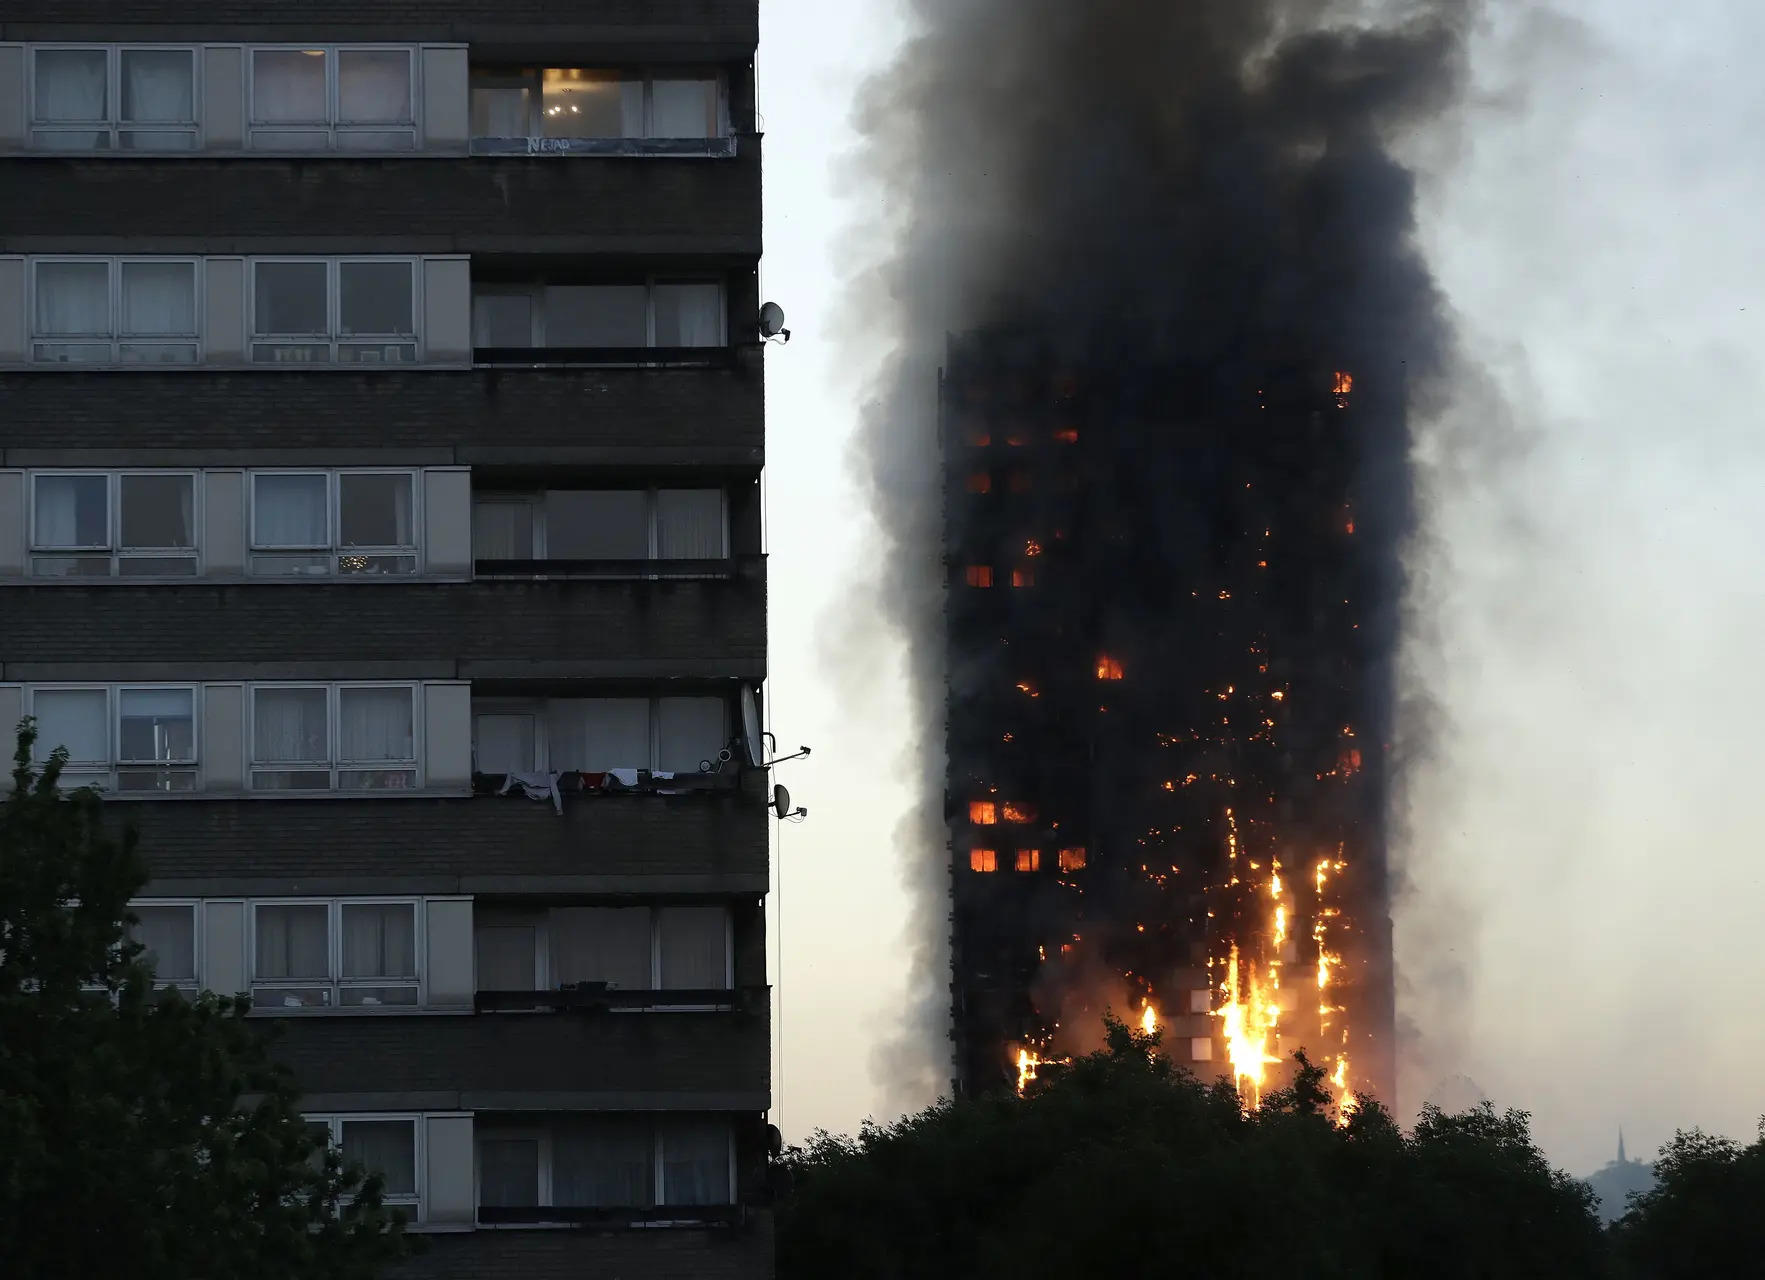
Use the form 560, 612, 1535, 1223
944, 341, 1398, 1106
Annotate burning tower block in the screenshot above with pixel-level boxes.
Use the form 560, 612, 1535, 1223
943, 330, 1398, 1110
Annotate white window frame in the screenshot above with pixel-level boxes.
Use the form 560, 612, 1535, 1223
470, 278, 726, 350
27, 44, 202, 151
471, 695, 729, 775
126, 897, 202, 992
472, 902, 734, 997
307, 1113, 424, 1211
470, 488, 729, 560
249, 897, 425, 1011
27, 256, 204, 365
247, 681, 423, 792
247, 468, 423, 576
473, 1117, 734, 1217
27, 469, 203, 577
24, 683, 201, 793
248, 257, 423, 365
246, 45, 420, 150
467, 66, 729, 141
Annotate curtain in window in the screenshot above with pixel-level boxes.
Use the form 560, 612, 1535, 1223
120, 50, 193, 122
475, 924, 537, 990
31, 689, 108, 763
549, 907, 651, 990
655, 490, 724, 559
659, 1118, 731, 1206
655, 698, 726, 774
253, 50, 328, 123
34, 50, 107, 122
338, 51, 410, 123
478, 1137, 540, 1208
339, 688, 414, 763
117, 689, 195, 763
253, 475, 328, 547
33, 475, 107, 547
657, 907, 728, 990
35, 262, 110, 337
119, 262, 195, 336
543, 490, 649, 559
119, 474, 194, 549
130, 905, 195, 978
341, 1121, 416, 1197
253, 688, 329, 763
470, 84, 531, 137
650, 78, 717, 138
548, 698, 649, 772
651, 284, 722, 347
474, 713, 536, 774
340, 904, 415, 978
540, 69, 641, 139
255, 905, 329, 979
472, 501, 534, 560
553, 1117, 653, 1208
129, 904, 197, 983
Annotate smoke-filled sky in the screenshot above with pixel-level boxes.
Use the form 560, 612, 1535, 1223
761, 0, 1765, 1176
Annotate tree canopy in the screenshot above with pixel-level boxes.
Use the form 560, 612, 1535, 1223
1611, 1121, 1765, 1279
778, 1017, 1607, 1280
0, 724, 413, 1280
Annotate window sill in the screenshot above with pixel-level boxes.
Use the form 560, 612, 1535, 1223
469, 137, 738, 159
100, 787, 473, 803
471, 346, 735, 369
472, 558, 738, 582
476, 1205, 743, 1229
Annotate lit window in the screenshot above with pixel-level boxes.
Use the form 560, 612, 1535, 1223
469, 67, 727, 141
965, 565, 993, 588
969, 801, 997, 826
250, 47, 416, 151
1011, 568, 1034, 588
1057, 847, 1087, 872
1095, 656, 1125, 681
1014, 849, 1040, 872
1053, 427, 1079, 444
29, 472, 198, 577
969, 849, 998, 873
1191, 1038, 1215, 1062
965, 473, 992, 494
1001, 803, 1036, 824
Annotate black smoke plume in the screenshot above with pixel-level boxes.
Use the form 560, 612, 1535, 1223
843, 0, 1474, 1106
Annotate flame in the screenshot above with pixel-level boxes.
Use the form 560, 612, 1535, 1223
969, 848, 997, 873
969, 801, 998, 825
1332, 371, 1354, 395
1025, 539, 1043, 557
1095, 656, 1125, 681
1141, 1003, 1158, 1035
1212, 945, 1281, 1107
1002, 802, 1037, 823
1014, 848, 1041, 872
1016, 681, 1040, 698
1331, 1054, 1356, 1126
1053, 427, 1080, 443
1016, 1048, 1039, 1094
1058, 846, 1087, 871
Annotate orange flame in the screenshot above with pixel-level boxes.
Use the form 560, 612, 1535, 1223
969, 801, 997, 825
1096, 656, 1125, 681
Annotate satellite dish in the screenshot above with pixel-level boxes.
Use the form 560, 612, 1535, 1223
758, 301, 790, 341
741, 684, 764, 768
773, 784, 792, 819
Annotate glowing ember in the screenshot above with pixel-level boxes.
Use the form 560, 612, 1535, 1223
1025, 539, 1043, 557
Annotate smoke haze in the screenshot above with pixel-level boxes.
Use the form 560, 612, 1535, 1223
838, 0, 1478, 1112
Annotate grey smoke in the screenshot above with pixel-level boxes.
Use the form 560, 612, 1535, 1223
838, 0, 1480, 1111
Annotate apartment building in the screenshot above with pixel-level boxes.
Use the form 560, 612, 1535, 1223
0, 2, 772, 1275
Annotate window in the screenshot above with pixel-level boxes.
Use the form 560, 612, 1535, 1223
472, 489, 727, 562
27, 685, 197, 792
1058, 847, 1088, 872
30, 472, 198, 577
1014, 849, 1041, 872
30, 258, 199, 364
251, 259, 418, 364
308, 1116, 420, 1206
250, 47, 416, 150
473, 905, 732, 994
969, 849, 998, 873
469, 67, 724, 140
472, 696, 728, 777
252, 900, 420, 1009
250, 684, 418, 791
127, 901, 198, 989
471, 281, 724, 351
30, 46, 197, 151
250, 471, 418, 575
476, 1116, 732, 1217
964, 566, 992, 588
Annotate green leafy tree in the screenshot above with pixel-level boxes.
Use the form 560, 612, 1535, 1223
1611, 1122, 1765, 1279
0, 723, 414, 1280
778, 1017, 1607, 1280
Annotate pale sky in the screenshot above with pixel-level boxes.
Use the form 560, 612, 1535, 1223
759, 0, 1765, 1176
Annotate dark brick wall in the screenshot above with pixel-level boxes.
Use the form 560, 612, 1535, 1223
0, 575, 765, 674
118, 789, 769, 884
2, 151, 761, 257
0, 1, 759, 50
0, 365, 764, 462
270, 1009, 769, 1096
391, 1218, 772, 1280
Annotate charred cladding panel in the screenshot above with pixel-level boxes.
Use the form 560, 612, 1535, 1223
943, 339, 1398, 1105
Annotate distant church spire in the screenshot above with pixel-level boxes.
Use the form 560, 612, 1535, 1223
1618, 1128, 1627, 1165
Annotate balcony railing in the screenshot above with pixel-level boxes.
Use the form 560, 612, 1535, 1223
472, 557, 741, 581
474, 984, 768, 1015
472, 346, 739, 369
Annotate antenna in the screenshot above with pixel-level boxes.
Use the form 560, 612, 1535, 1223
759, 301, 791, 343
